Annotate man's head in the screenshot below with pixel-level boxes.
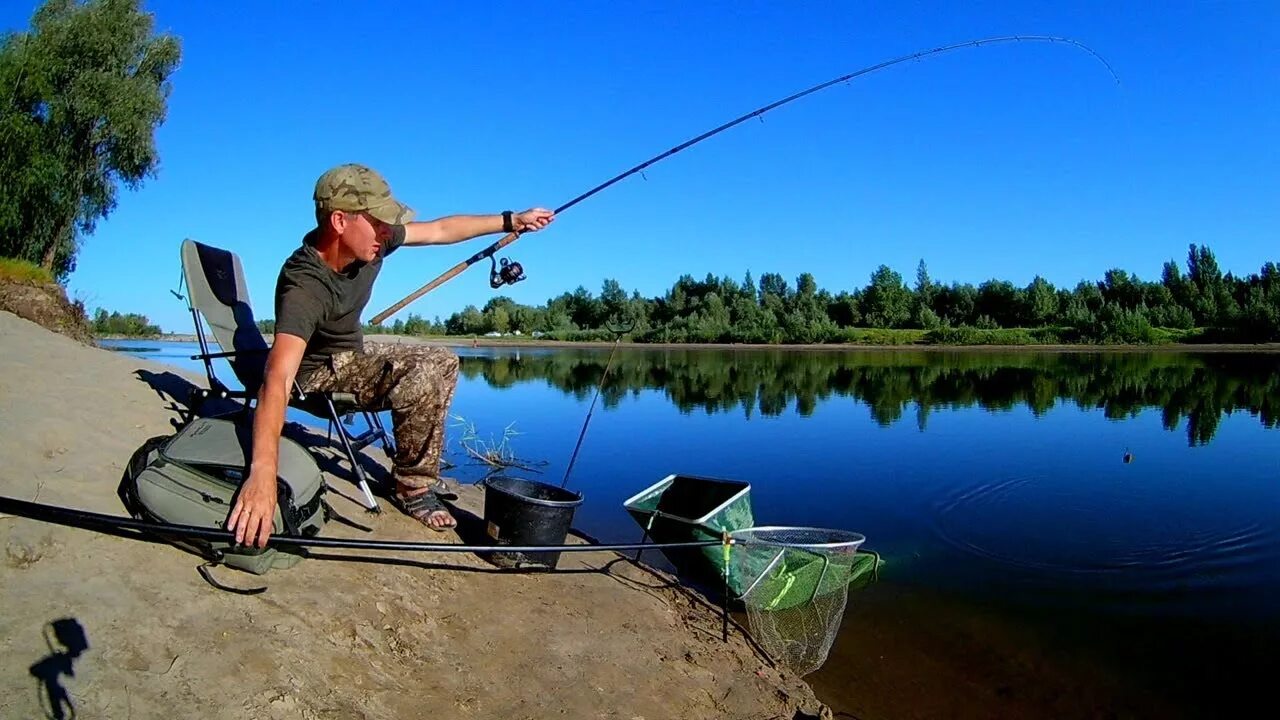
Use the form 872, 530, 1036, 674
313, 164, 414, 262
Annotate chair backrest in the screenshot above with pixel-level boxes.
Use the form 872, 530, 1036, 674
180, 238, 269, 394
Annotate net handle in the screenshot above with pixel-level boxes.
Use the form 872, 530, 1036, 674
736, 546, 787, 600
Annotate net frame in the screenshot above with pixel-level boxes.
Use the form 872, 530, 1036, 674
731, 526, 865, 605
727, 526, 868, 676
731, 526, 867, 549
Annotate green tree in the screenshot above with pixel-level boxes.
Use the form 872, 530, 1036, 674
688, 291, 731, 341
445, 305, 487, 335
1100, 268, 1143, 309
827, 290, 861, 327
758, 272, 789, 304
402, 313, 431, 335
1240, 286, 1280, 340
914, 260, 934, 303
1073, 279, 1105, 314
489, 306, 511, 334
933, 283, 977, 326
1025, 276, 1058, 326
600, 278, 627, 321
1186, 244, 1238, 326
1162, 259, 1192, 309
794, 272, 818, 298
92, 306, 158, 335
509, 305, 538, 334
0, 0, 181, 277
481, 295, 517, 333
730, 294, 779, 342
861, 265, 912, 328
913, 259, 938, 327
975, 279, 1022, 328
567, 285, 600, 328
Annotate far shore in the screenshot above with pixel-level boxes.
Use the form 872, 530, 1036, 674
96, 332, 1280, 354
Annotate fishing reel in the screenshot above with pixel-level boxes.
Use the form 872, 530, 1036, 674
489, 256, 526, 289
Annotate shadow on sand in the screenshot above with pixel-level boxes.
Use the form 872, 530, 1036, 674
28, 618, 89, 720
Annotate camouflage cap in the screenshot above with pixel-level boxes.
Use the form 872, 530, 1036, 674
313, 163, 415, 225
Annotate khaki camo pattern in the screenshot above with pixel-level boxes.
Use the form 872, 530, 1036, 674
300, 344, 458, 489
313, 163, 415, 226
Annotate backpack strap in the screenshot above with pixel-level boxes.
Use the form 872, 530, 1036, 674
275, 483, 301, 536
197, 562, 266, 595
322, 499, 373, 533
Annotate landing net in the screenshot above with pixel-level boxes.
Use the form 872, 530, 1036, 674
731, 526, 874, 676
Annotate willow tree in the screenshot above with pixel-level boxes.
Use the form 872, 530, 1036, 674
0, 0, 180, 278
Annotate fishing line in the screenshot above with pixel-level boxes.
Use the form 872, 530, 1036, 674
371, 34, 1118, 324
559, 320, 635, 489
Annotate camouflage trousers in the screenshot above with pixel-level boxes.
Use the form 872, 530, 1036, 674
300, 344, 459, 489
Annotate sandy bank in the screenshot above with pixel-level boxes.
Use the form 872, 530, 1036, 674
0, 311, 824, 719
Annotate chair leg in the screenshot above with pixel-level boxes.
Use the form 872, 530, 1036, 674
367, 411, 395, 456
323, 397, 381, 514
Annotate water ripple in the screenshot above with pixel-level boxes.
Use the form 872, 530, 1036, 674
930, 474, 1278, 590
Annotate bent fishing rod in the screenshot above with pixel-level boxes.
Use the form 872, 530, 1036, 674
371, 34, 1118, 325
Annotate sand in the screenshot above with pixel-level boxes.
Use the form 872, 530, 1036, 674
0, 311, 825, 720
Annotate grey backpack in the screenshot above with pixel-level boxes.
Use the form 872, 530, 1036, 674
118, 416, 328, 577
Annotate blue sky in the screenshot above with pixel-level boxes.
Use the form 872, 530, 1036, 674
4, 1, 1277, 332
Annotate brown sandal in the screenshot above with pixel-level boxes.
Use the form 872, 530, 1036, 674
391, 491, 456, 532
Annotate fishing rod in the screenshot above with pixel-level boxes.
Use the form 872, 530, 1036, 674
0, 494, 728, 554
370, 34, 1118, 325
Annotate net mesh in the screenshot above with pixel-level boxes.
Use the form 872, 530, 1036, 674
730, 527, 870, 676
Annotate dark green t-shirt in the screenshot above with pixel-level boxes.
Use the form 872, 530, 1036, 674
274, 225, 405, 381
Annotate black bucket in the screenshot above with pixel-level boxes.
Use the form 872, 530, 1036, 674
482, 476, 584, 570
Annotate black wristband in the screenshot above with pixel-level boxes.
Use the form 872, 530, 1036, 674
502, 210, 514, 233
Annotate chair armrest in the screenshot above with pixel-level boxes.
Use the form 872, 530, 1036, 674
191, 348, 269, 361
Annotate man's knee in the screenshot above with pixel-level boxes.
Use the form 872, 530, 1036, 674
439, 349, 459, 376
396, 349, 458, 398
406, 347, 458, 375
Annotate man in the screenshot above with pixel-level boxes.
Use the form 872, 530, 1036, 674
227, 163, 554, 548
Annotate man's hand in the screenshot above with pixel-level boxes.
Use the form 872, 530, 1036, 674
513, 208, 554, 233
228, 332, 305, 549
403, 209, 555, 246
226, 468, 278, 548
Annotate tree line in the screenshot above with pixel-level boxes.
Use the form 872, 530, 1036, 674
456, 350, 1279, 446
91, 307, 158, 335
368, 244, 1279, 345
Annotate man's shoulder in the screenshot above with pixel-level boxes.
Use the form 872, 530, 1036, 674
279, 243, 317, 272
276, 244, 331, 297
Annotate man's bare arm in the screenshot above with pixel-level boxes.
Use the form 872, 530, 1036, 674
226, 333, 307, 548
402, 208, 555, 246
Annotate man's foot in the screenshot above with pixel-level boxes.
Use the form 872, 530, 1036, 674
393, 485, 456, 532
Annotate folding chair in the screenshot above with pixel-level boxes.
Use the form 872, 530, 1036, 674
177, 238, 392, 513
